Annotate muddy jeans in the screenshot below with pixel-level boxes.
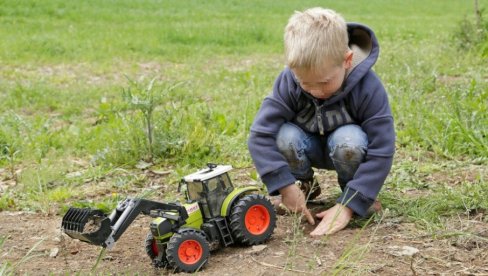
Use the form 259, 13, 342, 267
276, 123, 367, 190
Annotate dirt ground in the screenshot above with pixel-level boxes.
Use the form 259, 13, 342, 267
1, 210, 487, 275
1, 172, 487, 275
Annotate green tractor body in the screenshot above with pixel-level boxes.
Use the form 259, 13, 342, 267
61, 164, 276, 273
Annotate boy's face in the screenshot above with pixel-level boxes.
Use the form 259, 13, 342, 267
293, 51, 353, 100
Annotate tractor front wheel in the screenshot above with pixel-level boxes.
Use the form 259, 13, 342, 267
230, 194, 276, 245
166, 229, 210, 273
144, 232, 168, 268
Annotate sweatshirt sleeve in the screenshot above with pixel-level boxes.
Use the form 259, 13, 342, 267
336, 72, 395, 217
248, 69, 299, 195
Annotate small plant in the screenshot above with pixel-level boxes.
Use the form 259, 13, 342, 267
0, 193, 15, 211
284, 213, 304, 265
1, 146, 20, 185
122, 77, 184, 163
330, 214, 380, 275
452, 1, 487, 51
0, 236, 45, 276
0, 235, 10, 274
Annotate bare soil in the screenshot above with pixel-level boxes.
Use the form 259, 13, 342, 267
1, 170, 487, 275
1, 209, 487, 275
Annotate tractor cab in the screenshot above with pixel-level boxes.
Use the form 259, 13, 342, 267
179, 164, 234, 219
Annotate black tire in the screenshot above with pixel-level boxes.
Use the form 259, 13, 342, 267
166, 229, 210, 273
230, 194, 276, 245
144, 232, 168, 268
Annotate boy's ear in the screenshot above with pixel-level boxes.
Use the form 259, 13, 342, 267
344, 50, 353, 69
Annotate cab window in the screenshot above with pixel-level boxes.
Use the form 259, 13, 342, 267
221, 173, 232, 190
187, 182, 204, 201
207, 177, 220, 192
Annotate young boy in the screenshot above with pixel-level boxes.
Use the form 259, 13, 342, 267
248, 7, 395, 236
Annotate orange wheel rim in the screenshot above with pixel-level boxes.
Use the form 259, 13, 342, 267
245, 204, 270, 235
151, 239, 159, 255
178, 239, 203, 265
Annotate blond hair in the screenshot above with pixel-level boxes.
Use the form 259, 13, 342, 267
284, 7, 349, 70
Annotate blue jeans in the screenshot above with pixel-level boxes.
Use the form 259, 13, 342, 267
276, 123, 367, 190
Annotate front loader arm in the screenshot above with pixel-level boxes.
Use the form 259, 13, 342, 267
62, 198, 188, 249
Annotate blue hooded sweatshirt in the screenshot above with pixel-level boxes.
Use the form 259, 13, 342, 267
248, 23, 395, 217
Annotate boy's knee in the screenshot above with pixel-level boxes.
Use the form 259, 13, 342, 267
329, 125, 367, 145
330, 143, 365, 163
276, 123, 302, 153
328, 125, 368, 157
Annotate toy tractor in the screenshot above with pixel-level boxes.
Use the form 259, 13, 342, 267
61, 164, 276, 273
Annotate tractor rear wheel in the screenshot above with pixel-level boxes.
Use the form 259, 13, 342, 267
144, 232, 168, 268
230, 194, 276, 245
166, 229, 210, 273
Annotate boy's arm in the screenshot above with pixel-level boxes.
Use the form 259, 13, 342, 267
338, 72, 395, 217
248, 69, 315, 225
247, 69, 299, 195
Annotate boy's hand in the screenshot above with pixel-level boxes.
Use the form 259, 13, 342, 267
310, 203, 353, 236
279, 184, 315, 225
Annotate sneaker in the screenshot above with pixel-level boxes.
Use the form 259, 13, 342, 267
296, 177, 321, 201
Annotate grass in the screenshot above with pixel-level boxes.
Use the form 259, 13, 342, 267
0, 0, 487, 273
0, 236, 45, 276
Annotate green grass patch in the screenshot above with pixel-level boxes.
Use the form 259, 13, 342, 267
382, 178, 488, 233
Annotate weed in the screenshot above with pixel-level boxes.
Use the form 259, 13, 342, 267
0, 236, 45, 276
452, 1, 488, 51
283, 213, 305, 269
123, 77, 185, 163
330, 214, 378, 275
0, 236, 11, 275
91, 248, 107, 273
1, 146, 19, 184
280, 186, 377, 273
280, 184, 318, 272
0, 193, 15, 211
381, 177, 488, 235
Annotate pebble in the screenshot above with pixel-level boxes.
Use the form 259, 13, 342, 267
387, 245, 419, 257
49, 248, 59, 258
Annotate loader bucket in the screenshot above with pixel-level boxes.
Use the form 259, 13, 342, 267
61, 207, 112, 246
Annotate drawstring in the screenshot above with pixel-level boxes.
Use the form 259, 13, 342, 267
313, 100, 325, 136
